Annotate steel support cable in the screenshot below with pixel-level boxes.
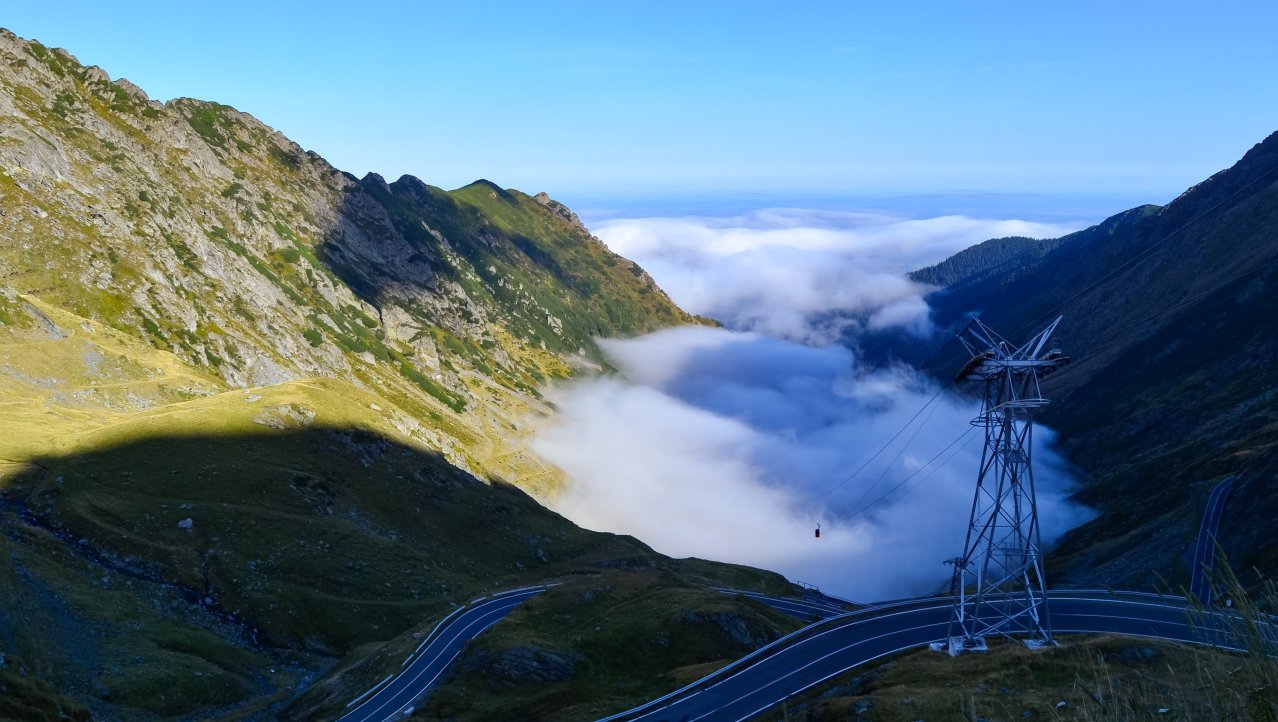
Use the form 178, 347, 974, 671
847, 426, 977, 518
792, 169, 1278, 525
894, 426, 980, 502
1015, 161, 1278, 337
815, 386, 946, 500
846, 389, 946, 511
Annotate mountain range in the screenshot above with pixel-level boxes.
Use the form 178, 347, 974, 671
3, 24, 1277, 722
909, 130, 1278, 590
0, 29, 785, 721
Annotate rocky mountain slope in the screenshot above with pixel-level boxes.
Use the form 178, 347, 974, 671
911, 130, 1278, 591
0, 27, 695, 492
0, 29, 784, 721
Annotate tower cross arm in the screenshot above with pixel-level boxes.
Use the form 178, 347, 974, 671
1020, 315, 1063, 360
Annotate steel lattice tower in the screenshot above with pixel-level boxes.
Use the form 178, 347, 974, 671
945, 316, 1070, 654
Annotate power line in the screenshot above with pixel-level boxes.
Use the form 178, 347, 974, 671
845, 426, 976, 519
894, 427, 979, 501
846, 388, 945, 511
817, 386, 946, 500
817, 163, 1278, 529
1100, 255, 1278, 343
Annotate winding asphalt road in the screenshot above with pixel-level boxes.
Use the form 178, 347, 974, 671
1190, 475, 1236, 604
338, 586, 545, 722
329, 584, 1253, 722
599, 591, 1239, 722
716, 588, 850, 622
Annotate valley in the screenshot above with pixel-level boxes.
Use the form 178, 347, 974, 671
0, 29, 788, 721
1, 18, 1276, 722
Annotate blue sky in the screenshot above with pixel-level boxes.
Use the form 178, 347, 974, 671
5, 2, 1276, 213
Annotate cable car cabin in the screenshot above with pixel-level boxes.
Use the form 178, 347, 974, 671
815, 524, 821, 539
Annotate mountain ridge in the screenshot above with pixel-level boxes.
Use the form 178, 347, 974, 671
0, 24, 696, 484
0, 27, 790, 721
911, 128, 1278, 590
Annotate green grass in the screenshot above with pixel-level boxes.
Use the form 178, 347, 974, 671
0, 654, 92, 722
0, 511, 285, 720
766, 632, 1277, 722
24, 40, 68, 77
416, 570, 802, 722
3, 409, 724, 719
184, 103, 236, 149
400, 362, 467, 411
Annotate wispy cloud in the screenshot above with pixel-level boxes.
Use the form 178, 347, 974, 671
889, 60, 1062, 81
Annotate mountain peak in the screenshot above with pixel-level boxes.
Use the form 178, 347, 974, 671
361, 171, 391, 194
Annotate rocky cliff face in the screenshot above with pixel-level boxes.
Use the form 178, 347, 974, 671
0, 29, 742, 721
0, 27, 691, 490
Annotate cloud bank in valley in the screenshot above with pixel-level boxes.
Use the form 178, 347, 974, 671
532, 209, 1092, 600
592, 209, 1081, 342
533, 327, 1092, 601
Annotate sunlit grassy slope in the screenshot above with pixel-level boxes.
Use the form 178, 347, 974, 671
0, 26, 700, 497
0, 27, 786, 721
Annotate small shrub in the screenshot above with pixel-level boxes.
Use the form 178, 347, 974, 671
399, 364, 466, 412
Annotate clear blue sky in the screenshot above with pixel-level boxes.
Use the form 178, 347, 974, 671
5, 2, 1276, 210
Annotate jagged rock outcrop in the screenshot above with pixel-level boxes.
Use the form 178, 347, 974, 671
0, 26, 719, 722
0, 27, 693, 480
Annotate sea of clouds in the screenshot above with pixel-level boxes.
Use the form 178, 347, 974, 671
591, 210, 1079, 342
530, 208, 1094, 601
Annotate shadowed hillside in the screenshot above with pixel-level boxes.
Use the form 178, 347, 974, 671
1, 421, 793, 720
0, 27, 783, 721
908, 130, 1278, 590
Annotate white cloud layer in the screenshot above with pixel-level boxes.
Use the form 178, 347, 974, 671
533, 327, 1093, 601
531, 209, 1091, 601
593, 209, 1080, 342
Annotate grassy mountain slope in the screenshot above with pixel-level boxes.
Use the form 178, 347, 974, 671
915, 130, 1278, 590
0, 29, 787, 720
0, 27, 694, 489
417, 571, 801, 721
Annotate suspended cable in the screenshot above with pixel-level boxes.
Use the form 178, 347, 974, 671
1100, 255, 1278, 343
813, 163, 1278, 534
816, 386, 946, 500
845, 388, 945, 511
846, 426, 976, 519
893, 426, 979, 502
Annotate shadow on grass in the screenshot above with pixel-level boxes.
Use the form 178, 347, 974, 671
1, 425, 663, 656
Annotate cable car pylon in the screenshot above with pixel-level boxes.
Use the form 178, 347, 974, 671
941, 315, 1070, 655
